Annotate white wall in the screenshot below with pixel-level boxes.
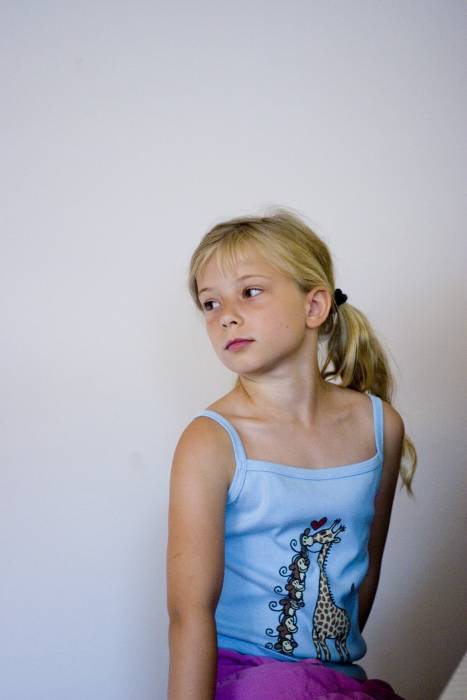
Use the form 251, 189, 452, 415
1, 2, 466, 699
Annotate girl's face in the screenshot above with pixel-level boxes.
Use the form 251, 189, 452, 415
196, 244, 314, 375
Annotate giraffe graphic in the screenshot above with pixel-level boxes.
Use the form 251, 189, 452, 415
264, 524, 315, 655
311, 518, 351, 663
265, 517, 351, 660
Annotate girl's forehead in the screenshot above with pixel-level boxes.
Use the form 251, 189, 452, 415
199, 244, 277, 282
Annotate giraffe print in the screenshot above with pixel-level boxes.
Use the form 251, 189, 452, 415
265, 517, 352, 661
311, 519, 351, 663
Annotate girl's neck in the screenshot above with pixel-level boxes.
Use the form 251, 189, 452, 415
231, 373, 336, 428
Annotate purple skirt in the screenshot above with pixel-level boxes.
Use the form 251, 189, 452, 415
216, 648, 405, 700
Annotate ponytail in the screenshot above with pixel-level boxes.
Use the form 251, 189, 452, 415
320, 302, 417, 494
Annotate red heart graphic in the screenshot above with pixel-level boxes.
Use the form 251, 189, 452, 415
311, 517, 327, 530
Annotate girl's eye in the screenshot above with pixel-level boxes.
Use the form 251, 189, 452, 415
244, 287, 262, 298
202, 287, 262, 312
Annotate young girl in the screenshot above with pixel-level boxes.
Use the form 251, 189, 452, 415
166, 209, 417, 700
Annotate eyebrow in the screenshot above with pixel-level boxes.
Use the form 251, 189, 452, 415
198, 274, 271, 296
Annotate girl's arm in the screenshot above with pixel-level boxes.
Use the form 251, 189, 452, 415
166, 417, 233, 700
358, 401, 405, 632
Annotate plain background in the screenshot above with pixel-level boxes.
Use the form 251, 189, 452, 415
1, 2, 466, 699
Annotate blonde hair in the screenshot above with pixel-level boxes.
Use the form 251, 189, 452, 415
188, 208, 417, 493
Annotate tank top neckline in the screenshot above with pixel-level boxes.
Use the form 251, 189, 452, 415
246, 451, 379, 476
197, 392, 383, 480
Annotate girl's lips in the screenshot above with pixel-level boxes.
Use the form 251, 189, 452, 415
226, 339, 255, 351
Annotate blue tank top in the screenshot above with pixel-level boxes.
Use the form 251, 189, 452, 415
193, 392, 384, 680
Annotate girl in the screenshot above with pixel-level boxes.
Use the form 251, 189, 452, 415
166, 209, 416, 700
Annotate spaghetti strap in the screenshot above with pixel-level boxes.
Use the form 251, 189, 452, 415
368, 393, 384, 461
192, 410, 248, 504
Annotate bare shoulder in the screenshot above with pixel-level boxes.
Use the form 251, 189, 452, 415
364, 399, 405, 578
337, 386, 405, 443
169, 413, 238, 533
166, 416, 235, 618
381, 399, 405, 476
325, 384, 370, 416
171, 413, 235, 489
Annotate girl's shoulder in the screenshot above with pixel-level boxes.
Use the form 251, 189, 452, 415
196, 386, 404, 474
167, 415, 235, 622
175, 409, 237, 486
323, 385, 404, 429
334, 388, 405, 453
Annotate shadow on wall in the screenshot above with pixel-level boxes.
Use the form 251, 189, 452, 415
369, 502, 466, 698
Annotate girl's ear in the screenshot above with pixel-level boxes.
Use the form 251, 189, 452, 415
304, 287, 332, 329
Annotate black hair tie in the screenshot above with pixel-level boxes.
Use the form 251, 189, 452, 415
333, 288, 348, 307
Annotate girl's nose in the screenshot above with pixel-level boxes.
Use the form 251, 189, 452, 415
221, 315, 239, 327
221, 306, 241, 327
